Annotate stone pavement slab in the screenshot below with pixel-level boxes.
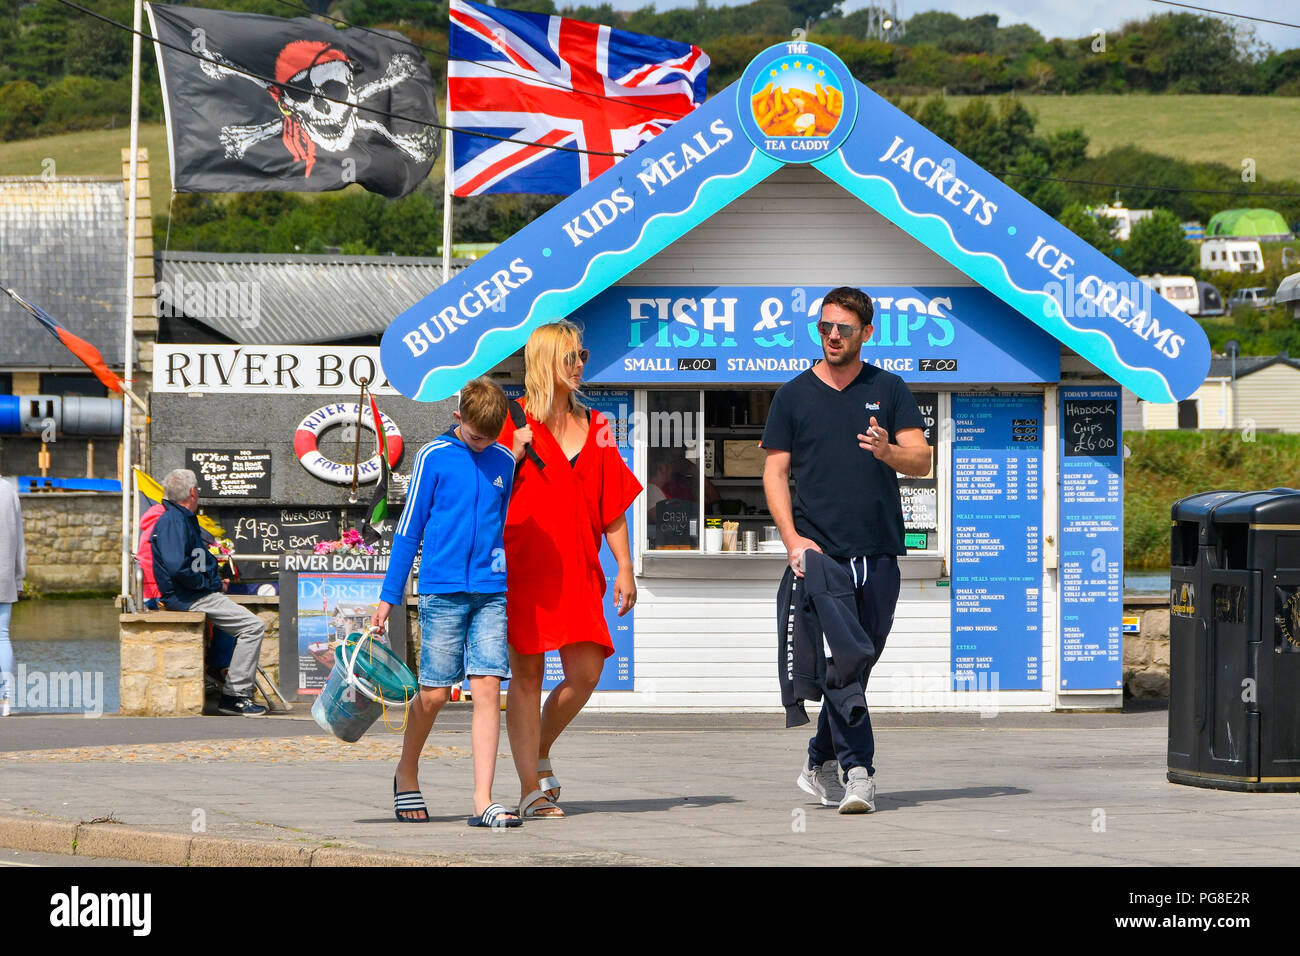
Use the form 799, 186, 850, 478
1, 706, 1297, 866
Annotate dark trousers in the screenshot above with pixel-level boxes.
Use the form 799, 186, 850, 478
807, 554, 900, 776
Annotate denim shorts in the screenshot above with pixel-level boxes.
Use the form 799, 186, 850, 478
417, 592, 510, 687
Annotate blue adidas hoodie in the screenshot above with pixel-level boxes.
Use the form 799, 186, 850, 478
379, 428, 515, 603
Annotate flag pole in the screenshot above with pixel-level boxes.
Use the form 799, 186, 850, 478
121, 0, 144, 607
348, 378, 367, 504
441, 128, 454, 285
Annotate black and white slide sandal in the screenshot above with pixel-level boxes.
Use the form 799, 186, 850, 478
468, 803, 523, 828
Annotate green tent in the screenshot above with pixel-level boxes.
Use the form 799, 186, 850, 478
1206, 208, 1292, 239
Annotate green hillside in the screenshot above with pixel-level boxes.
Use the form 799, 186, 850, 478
0, 123, 171, 194
0, 122, 454, 199
1124, 431, 1300, 569
929, 94, 1300, 185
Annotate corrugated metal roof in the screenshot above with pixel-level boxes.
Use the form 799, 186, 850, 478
1207, 354, 1300, 379
0, 178, 127, 370
155, 251, 463, 345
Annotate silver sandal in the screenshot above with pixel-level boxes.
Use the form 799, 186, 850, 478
518, 788, 564, 819
537, 759, 561, 802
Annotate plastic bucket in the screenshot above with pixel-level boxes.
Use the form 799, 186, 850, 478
311, 658, 384, 742
347, 633, 418, 701
311, 630, 417, 743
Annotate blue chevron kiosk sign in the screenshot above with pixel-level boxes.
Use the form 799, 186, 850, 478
382, 41, 1209, 404
381, 42, 1210, 702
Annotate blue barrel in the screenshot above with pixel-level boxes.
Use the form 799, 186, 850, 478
311, 659, 384, 743
0, 396, 19, 434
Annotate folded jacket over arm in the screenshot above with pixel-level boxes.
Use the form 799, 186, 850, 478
776, 551, 876, 729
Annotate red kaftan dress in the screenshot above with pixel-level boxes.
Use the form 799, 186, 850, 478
498, 399, 642, 657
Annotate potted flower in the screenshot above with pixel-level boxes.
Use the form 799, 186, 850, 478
207, 536, 238, 580
313, 528, 376, 557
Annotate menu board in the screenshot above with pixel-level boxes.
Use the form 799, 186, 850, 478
225, 507, 341, 559
1063, 394, 1119, 457
577, 388, 635, 691
898, 390, 938, 550
186, 448, 272, 498
951, 394, 1043, 691
1059, 388, 1123, 690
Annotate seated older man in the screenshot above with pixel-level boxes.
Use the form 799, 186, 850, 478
151, 468, 267, 717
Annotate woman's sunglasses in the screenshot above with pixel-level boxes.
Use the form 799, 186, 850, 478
563, 348, 590, 367
817, 320, 862, 339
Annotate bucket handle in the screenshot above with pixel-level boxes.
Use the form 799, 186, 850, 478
338, 627, 415, 707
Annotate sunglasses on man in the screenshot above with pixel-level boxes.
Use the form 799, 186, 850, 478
817, 320, 863, 339
563, 348, 590, 367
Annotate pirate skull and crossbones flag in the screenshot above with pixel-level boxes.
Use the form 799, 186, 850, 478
146, 3, 441, 198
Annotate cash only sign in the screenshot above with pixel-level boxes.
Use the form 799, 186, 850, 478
381, 42, 1209, 404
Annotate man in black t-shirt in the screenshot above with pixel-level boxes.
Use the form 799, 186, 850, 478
762, 286, 931, 814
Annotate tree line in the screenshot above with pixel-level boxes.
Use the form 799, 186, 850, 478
156, 93, 1300, 252
2, 0, 1298, 141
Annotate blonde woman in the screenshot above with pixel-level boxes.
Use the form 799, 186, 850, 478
498, 321, 641, 819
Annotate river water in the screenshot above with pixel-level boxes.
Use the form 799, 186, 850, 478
1124, 569, 1171, 595
7, 599, 120, 715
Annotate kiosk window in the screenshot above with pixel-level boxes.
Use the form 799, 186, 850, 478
645, 390, 702, 550
641, 387, 940, 554
703, 390, 773, 536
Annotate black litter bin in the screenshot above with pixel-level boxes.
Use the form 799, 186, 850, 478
1168, 487, 1300, 791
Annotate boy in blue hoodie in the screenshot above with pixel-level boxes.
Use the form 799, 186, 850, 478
372, 378, 529, 828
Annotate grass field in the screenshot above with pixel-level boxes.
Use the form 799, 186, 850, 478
0, 123, 173, 195
1124, 430, 1300, 568
923, 94, 1300, 185
0, 116, 448, 201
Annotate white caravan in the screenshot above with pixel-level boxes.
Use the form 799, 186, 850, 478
1138, 275, 1200, 314
1201, 238, 1265, 273
1089, 204, 1152, 241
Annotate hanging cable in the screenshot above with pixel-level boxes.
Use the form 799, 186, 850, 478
1146, 0, 1300, 30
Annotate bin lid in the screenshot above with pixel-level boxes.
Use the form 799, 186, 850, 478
1210, 488, 1300, 525
1171, 490, 1243, 521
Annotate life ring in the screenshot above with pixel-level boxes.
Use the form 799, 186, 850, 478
293, 402, 403, 485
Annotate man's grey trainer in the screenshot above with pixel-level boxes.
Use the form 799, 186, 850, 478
797, 759, 845, 807
838, 767, 876, 814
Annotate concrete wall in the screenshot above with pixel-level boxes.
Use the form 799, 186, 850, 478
119, 597, 282, 716
1123, 600, 1170, 699
19, 493, 121, 591
0, 436, 122, 481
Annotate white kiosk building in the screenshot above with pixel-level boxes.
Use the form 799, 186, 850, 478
381, 42, 1211, 715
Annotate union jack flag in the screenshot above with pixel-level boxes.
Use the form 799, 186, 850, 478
448, 0, 708, 196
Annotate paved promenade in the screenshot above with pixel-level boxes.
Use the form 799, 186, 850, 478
1, 703, 1296, 866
